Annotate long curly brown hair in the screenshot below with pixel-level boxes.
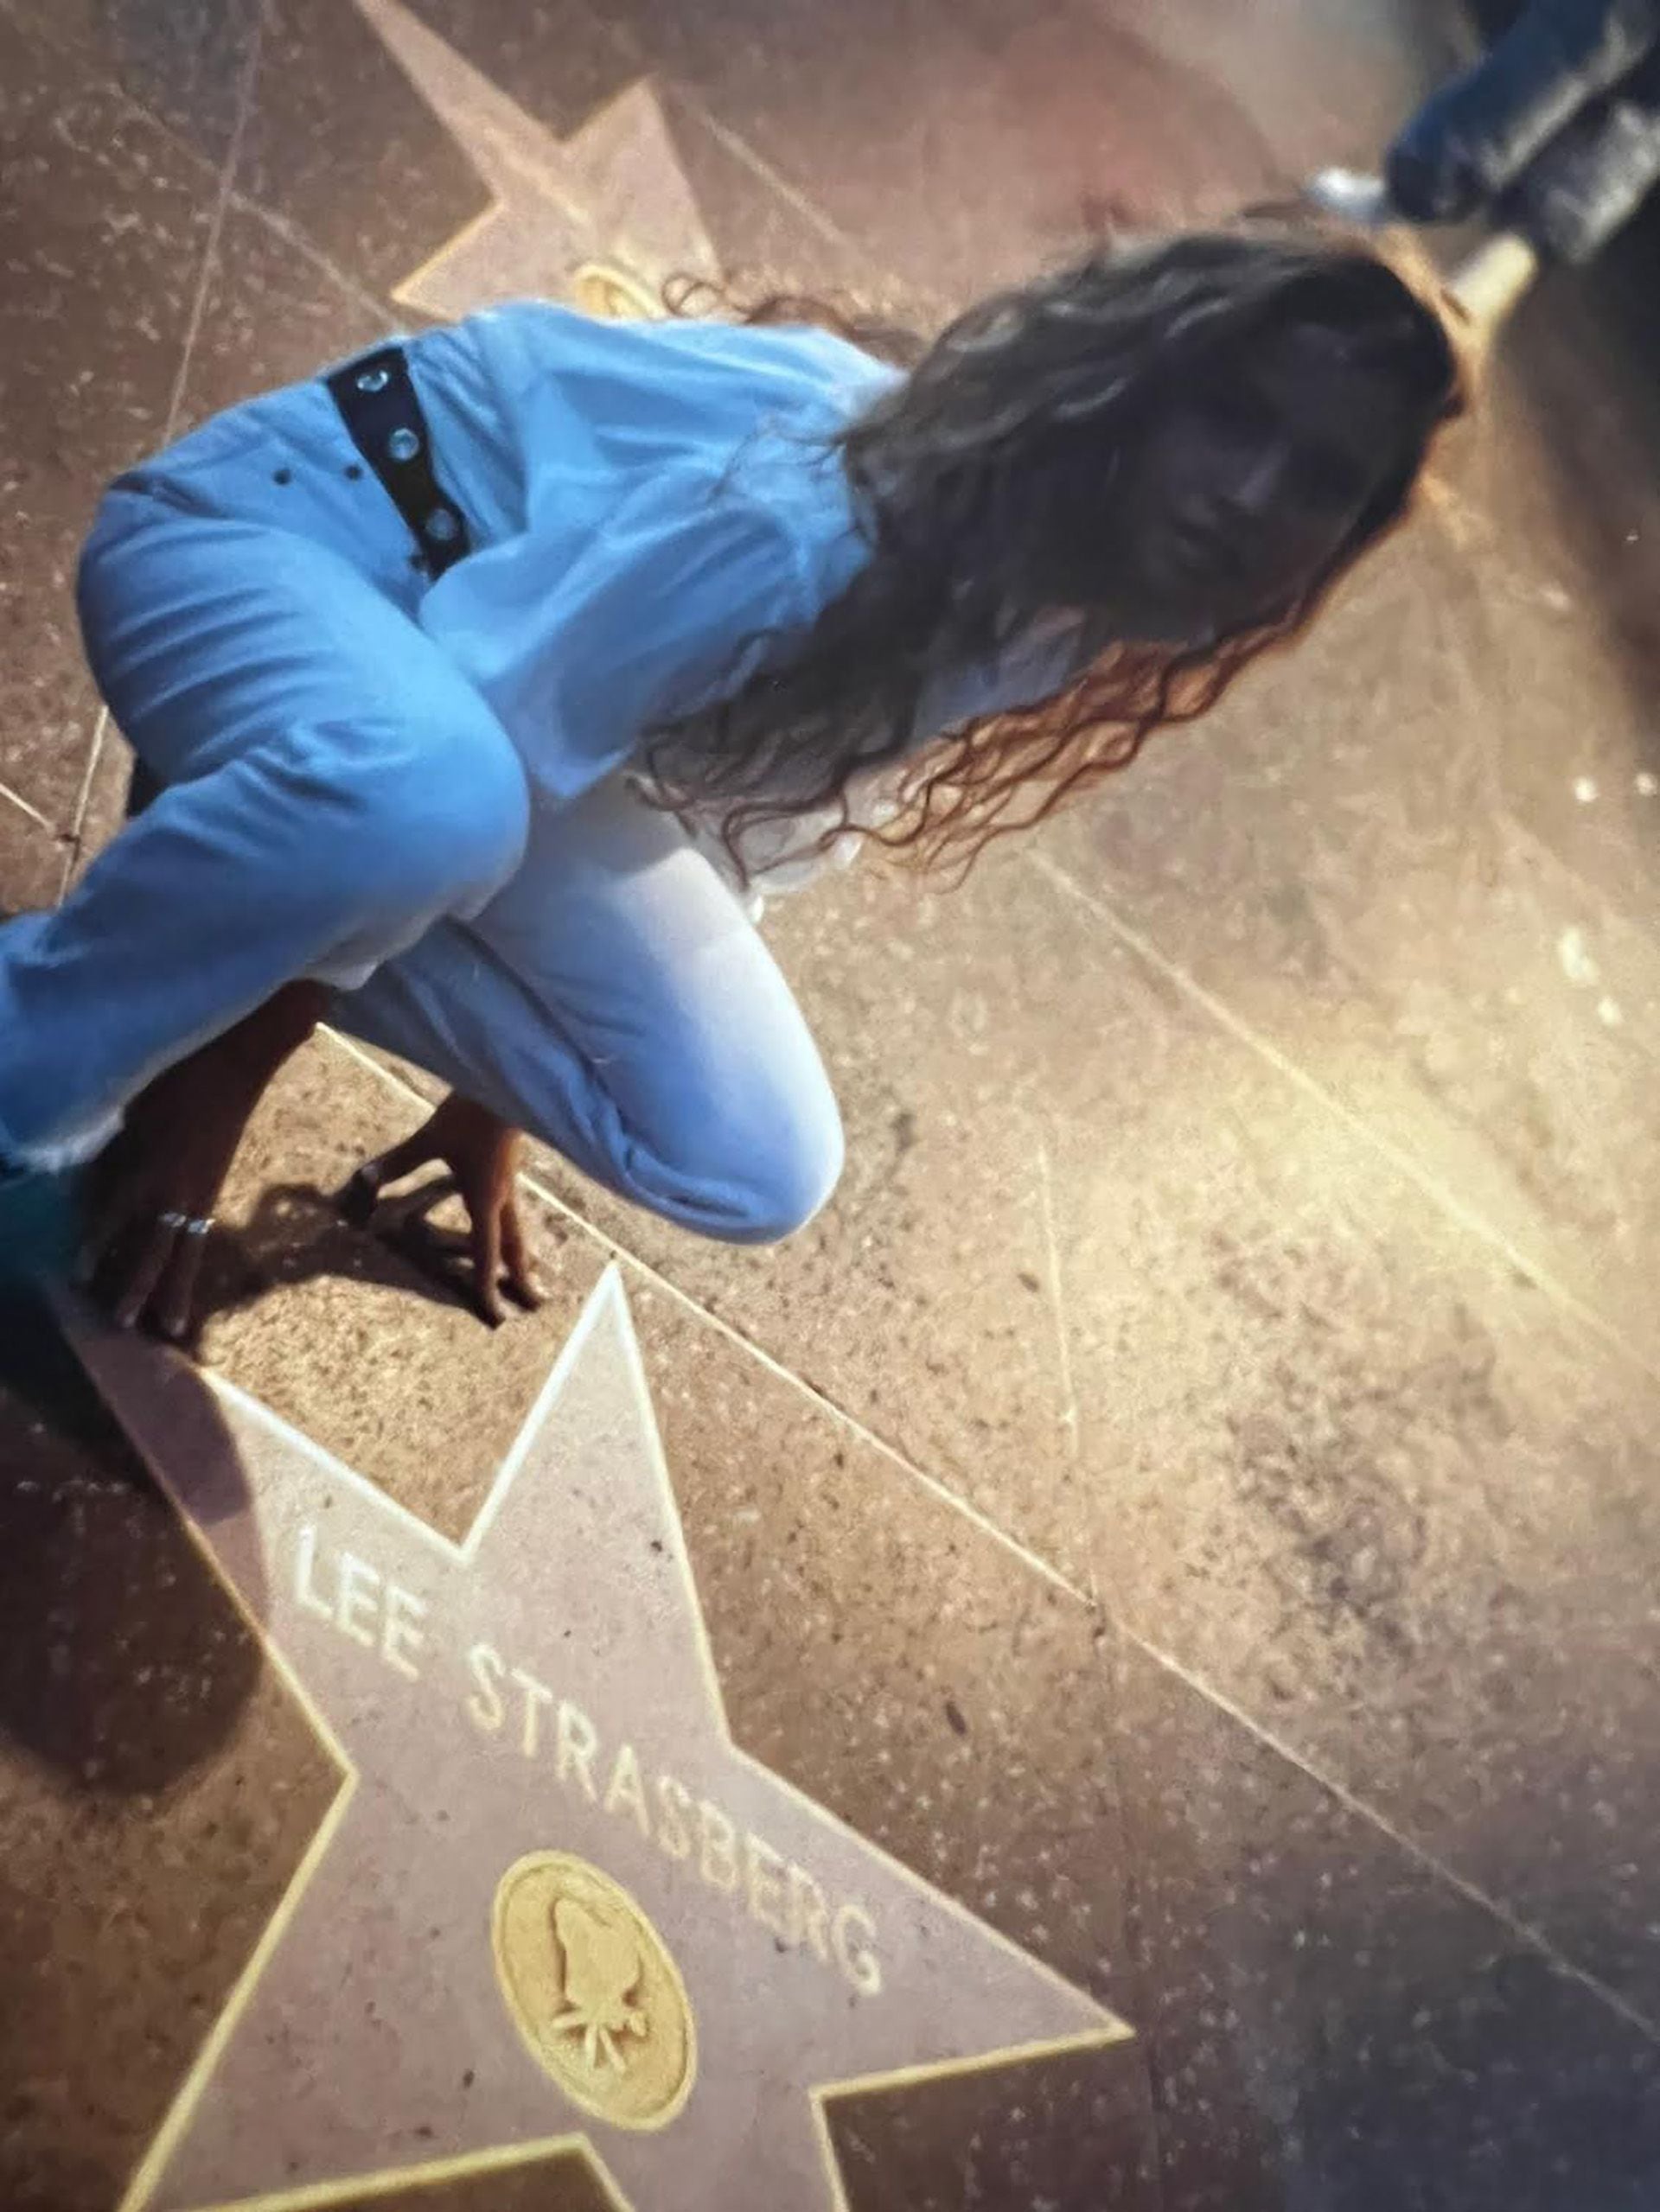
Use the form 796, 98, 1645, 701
647, 223, 1470, 877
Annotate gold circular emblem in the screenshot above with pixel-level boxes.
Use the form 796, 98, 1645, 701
571, 261, 662, 321
492, 1852, 696, 2131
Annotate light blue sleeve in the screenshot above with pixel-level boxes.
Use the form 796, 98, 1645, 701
416, 462, 817, 806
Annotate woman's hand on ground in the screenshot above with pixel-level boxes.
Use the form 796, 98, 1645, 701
79, 984, 327, 1342
338, 1093, 544, 1327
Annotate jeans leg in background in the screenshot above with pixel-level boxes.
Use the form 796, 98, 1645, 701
1388, 0, 1660, 218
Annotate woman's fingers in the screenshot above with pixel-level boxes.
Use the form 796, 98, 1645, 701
467, 1187, 506, 1327
335, 1165, 382, 1228
339, 1106, 546, 1329
154, 1227, 210, 1344
367, 1121, 449, 1189
111, 1219, 179, 1331
338, 1122, 445, 1224
500, 1202, 545, 1310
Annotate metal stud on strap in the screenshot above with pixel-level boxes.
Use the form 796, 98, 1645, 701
325, 343, 474, 580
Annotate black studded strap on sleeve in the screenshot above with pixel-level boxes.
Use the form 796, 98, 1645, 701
324, 343, 474, 578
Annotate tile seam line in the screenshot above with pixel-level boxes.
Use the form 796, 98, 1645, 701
223, 189, 400, 327
1030, 847, 1660, 1388
0, 780, 56, 835
60, 707, 112, 893
159, 0, 269, 444
0, 2, 401, 329
61, 0, 270, 883
1125, 1626, 1660, 2043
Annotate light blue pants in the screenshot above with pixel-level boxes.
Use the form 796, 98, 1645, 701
0, 462, 842, 1243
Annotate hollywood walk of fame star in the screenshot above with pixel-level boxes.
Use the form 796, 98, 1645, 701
63, 1267, 1130, 2212
354, 0, 718, 319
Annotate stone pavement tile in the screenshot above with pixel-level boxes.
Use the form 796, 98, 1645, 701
649, 80, 923, 317
390, 0, 646, 139
1038, 485, 1660, 1376
827, 2032, 1161, 2211
1030, 875, 1660, 2024
1, 0, 262, 165
0, 10, 218, 829
174, 197, 393, 433
1112, 1634, 1660, 2212
0, 1294, 339, 2212
0, 787, 68, 915
1461, 302, 1660, 926
233, 0, 625, 311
